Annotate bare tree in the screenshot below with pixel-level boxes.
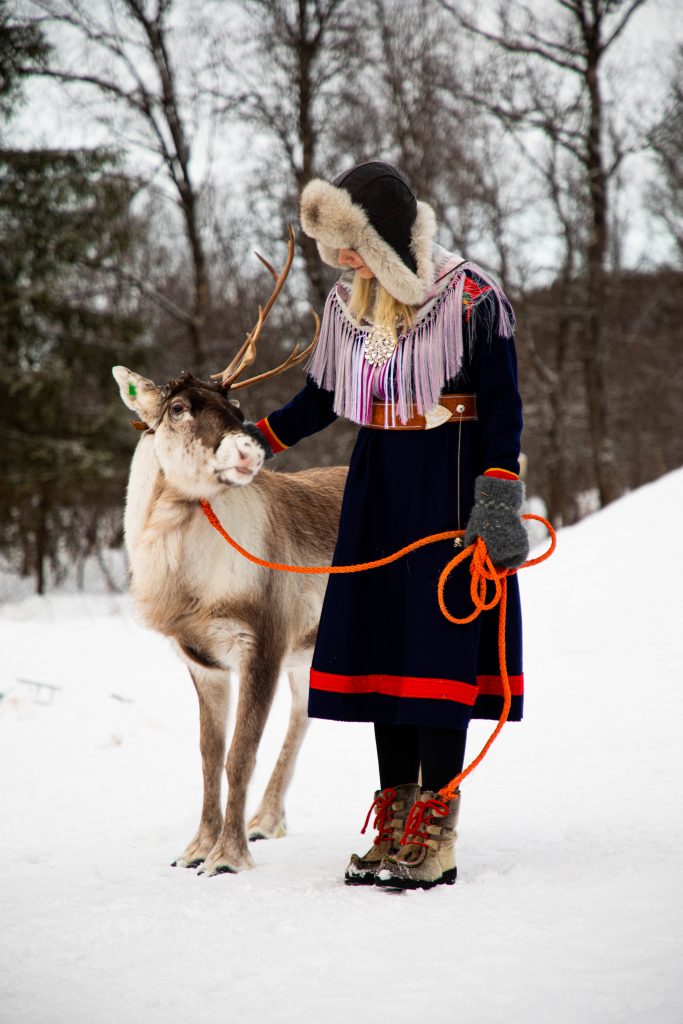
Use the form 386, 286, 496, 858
23, 0, 230, 373
439, 0, 653, 509
355, 0, 538, 288
511, 127, 589, 523
647, 46, 683, 263
218, 0, 367, 307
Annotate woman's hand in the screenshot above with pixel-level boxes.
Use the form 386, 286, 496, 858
464, 475, 529, 569
246, 421, 275, 459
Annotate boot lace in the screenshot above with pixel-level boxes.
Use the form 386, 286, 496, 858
400, 797, 450, 849
360, 787, 397, 846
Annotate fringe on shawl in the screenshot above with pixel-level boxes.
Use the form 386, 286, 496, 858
306, 262, 515, 427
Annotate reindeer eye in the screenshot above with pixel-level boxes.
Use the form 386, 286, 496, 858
170, 401, 187, 419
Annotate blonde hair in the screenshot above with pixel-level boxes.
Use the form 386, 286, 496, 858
347, 274, 417, 342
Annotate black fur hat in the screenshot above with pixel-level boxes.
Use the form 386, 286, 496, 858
300, 160, 437, 305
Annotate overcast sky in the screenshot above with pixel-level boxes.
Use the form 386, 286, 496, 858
8, 0, 683, 271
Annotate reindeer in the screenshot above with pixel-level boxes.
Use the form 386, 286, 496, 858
113, 231, 346, 875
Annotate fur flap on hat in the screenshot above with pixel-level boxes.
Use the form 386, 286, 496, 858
300, 178, 437, 306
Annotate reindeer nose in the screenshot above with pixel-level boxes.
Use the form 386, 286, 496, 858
235, 442, 265, 474
236, 444, 255, 464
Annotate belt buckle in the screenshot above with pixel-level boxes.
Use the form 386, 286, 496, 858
424, 403, 453, 430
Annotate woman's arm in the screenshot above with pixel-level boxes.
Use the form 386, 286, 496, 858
463, 283, 528, 568
257, 375, 338, 454
467, 288, 523, 479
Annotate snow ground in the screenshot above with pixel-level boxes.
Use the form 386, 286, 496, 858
1, 471, 682, 1024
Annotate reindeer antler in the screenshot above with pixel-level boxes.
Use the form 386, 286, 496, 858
211, 225, 320, 391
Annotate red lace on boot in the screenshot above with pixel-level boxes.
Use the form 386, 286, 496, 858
399, 797, 450, 849
360, 787, 398, 846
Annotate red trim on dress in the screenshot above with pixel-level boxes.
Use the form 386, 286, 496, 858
310, 670, 478, 704
476, 673, 524, 696
310, 669, 524, 703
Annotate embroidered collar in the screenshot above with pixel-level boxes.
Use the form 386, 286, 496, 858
306, 246, 513, 426
334, 244, 465, 331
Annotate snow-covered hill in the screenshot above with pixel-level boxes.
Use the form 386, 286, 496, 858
1, 471, 682, 1024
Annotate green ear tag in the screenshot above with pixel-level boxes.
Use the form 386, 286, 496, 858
128, 383, 137, 398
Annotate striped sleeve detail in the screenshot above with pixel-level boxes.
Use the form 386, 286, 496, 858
256, 417, 288, 454
484, 467, 519, 480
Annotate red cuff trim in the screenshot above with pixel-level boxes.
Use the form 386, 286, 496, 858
256, 417, 288, 454
484, 467, 518, 480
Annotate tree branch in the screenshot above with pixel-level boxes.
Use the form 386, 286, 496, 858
603, 0, 651, 53
438, 1, 585, 74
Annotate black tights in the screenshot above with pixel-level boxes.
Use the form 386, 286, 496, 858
374, 723, 468, 794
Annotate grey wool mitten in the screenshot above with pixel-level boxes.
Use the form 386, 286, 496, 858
242, 421, 275, 460
464, 475, 529, 569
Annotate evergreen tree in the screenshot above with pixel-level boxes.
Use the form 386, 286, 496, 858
0, 1, 47, 122
0, 6, 151, 593
0, 135, 149, 593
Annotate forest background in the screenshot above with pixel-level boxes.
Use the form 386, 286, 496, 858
1, 0, 681, 595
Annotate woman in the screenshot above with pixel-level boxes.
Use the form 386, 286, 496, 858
256, 161, 528, 890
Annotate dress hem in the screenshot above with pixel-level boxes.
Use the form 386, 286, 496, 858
307, 693, 523, 729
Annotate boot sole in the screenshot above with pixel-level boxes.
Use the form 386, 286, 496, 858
344, 871, 378, 886
375, 867, 457, 891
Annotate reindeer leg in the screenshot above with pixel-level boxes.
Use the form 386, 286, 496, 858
248, 665, 310, 840
173, 667, 231, 868
200, 646, 283, 876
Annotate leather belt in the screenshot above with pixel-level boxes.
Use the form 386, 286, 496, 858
365, 393, 477, 430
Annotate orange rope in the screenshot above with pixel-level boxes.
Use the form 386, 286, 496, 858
200, 499, 555, 803
434, 514, 555, 801
201, 499, 466, 574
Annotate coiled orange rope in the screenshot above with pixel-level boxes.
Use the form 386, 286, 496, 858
200, 499, 555, 803
434, 515, 555, 801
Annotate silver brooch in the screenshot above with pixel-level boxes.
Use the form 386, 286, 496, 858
364, 324, 398, 366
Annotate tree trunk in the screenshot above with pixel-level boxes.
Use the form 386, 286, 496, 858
582, 13, 621, 507
35, 488, 48, 596
296, 1, 330, 310
544, 320, 571, 526
181, 183, 209, 373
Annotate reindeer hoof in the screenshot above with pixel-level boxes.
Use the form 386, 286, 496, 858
197, 862, 246, 877
198, 852, 255, 876
247, 818, 287, 841
171, 856, 205, 869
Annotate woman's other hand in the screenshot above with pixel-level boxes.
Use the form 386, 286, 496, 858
464, 475, 529, 569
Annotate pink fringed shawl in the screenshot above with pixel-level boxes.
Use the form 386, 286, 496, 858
306, 251, 514, 426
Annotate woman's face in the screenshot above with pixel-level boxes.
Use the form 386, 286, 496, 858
338, 248, 375, 279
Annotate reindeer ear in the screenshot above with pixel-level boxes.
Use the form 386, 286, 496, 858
112, 366, 162, 420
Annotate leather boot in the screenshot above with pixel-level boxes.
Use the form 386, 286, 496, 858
345, 783, 421, 885
375, 790, 460, 890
